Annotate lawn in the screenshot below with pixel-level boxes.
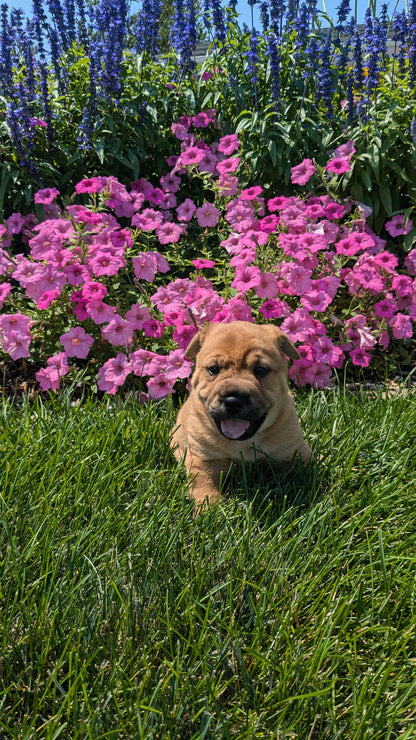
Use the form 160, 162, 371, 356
1, 385, 416, 738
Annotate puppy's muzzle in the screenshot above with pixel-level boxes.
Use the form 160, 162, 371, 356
211, 391, 267, 441
222, 392, 251, 414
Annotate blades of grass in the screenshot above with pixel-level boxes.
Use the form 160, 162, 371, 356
377, 528, 389, 593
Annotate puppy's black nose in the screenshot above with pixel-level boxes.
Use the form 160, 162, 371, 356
222, 393, 250, 413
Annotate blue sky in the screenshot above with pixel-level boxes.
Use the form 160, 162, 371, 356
5, 0, 408, 27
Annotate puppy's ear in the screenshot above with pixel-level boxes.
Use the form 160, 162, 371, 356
185, 324, 213, 359
276, 330, 300, 360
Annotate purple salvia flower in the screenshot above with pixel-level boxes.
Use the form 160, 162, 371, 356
209, 0, 227, 42
134, 0, 163, 57
46, 0, 68, 50
286, 0, 297, 26
352, 27, 364, 91
171, 0, 197, 71
336, 0, 350, 29
267, 31, 281, 109
63, 0, 76, 45
408, 0, 416, 87
269, 0, 286, 36
346, 70, 355, 125
391, 11, 408, 76
77, 106, 93, 151
294, 3, 310, 50
74, 0, 89, 48
247, 27, 259, 84
316, 30, 333, 116
260, 1, 269, 32
0, 6, 14, 97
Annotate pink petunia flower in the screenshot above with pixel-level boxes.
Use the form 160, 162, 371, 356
176, 198, 197, 221
98, 353, 132, 393
336, 231, 375, 256
302, 361, 333, 389
324, 201, 347, 220
390, 313, 413, 339
385, 214, 413, 237
231, 265, 261, 293
280, 309, 317, 343
290, 158, 315, 186
164, 349, 193, 380
218, 134, 240, 155
2, 330, 31, 360
85, 300, 116, 324
392, 274, 414, 298
240, 186, 263, 200
192, 258, 216, 269
255, 271, 279, 298
80, 281, 108, 301
0, 282, 12, 308
132, 208, 164, 232
217, 175, 239, 197
195, 203, 220, 228
171, 122, 190, 141
173, 323, 198, 349
146, 373, 176, 399
75, 177, 107, 194
101, 315, 134, 346
88, 251, 125, 277
156, 222, 184, 244
60, 326, 95, 359
374, 297, 398, 319
7, 213, 26, 235
326, 157, 351, 175
349, 347, 372, 367
301, 289, 333, 312
216, 157, 240, 176
63, 263, 91, 286
0, 312, 32, 336
334, 141, 356, 158
179, 146, 206, 166
192, 109, 217, 128
34, 187, 60, 204
125, 302, 152, 329
36, 353, 69, 391
132, 253, 157, 282
404, 249, 416, 275
268, 195, 296, 212
142, 319, 165, 338
259, 298, 291, 319
37, 289, 61, 309
373, 251, 399, 273
311, 336, 344, 366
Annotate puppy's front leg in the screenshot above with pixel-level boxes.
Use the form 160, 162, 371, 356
185, 455, 230, 507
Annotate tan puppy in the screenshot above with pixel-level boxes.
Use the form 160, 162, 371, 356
171, 321, 311, 506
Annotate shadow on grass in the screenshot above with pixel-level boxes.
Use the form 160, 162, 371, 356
218, 451, 327, 522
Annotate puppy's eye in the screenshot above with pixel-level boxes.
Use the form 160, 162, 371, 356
207, 364, 220, 376
254, 366, 271, 379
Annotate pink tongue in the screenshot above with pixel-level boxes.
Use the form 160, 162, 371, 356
220, 419, 250, 440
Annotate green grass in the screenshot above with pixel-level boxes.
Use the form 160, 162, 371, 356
1, 386, 416, 739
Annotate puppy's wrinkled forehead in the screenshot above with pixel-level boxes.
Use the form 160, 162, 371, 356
198, 332, 281, 367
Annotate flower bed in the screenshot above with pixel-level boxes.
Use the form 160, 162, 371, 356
1, 111, 415, 396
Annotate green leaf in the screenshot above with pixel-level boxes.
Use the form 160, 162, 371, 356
268, 139, 277, 166
360, 167, 373, 193
93, 137, 105, 165
378, 183, 393, 216
404, 227, 416, 252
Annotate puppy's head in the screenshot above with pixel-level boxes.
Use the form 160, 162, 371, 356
185, 321, 299, 441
